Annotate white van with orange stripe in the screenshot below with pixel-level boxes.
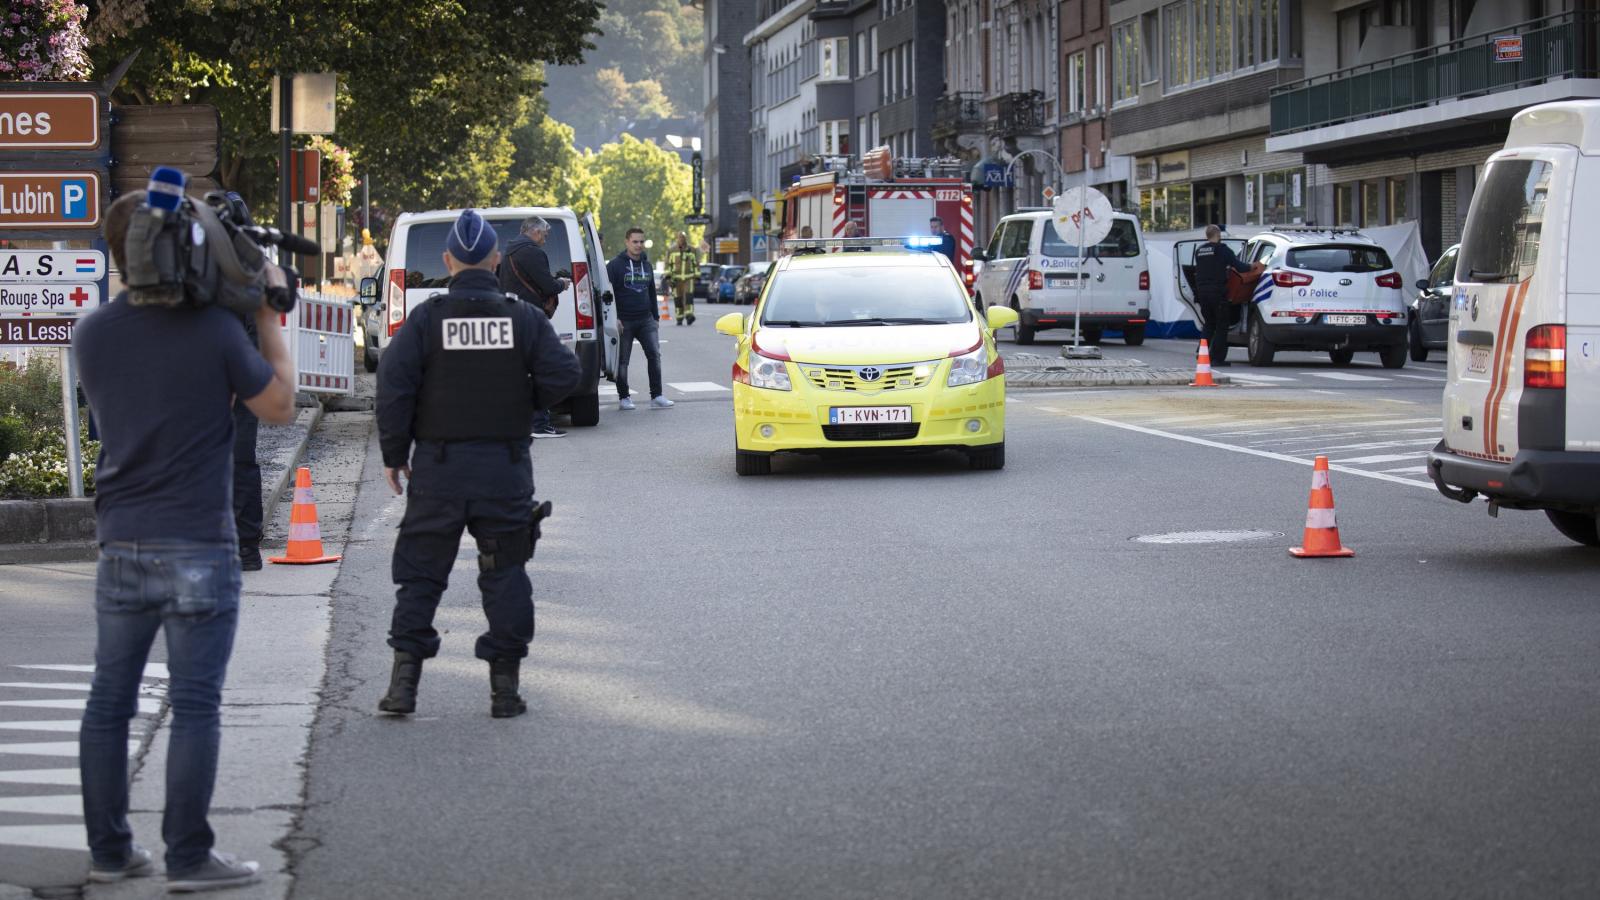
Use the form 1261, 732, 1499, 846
1428, 100, 1600, 547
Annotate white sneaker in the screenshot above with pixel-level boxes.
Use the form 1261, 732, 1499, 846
618, 397, 636, 411
649, 396, 675, 409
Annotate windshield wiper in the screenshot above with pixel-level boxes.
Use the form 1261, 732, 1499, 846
816, 318, 891, 326
767, 320, 821, 327
1469, 268, 1507, 282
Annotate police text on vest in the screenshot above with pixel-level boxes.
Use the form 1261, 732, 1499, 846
443, 317, 514, 350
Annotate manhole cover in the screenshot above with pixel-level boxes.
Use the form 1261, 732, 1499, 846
1132, 530, 1284, 545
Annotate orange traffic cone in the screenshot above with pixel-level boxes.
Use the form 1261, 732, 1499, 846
268, 467, 342, 565
1190, 339, 1217, 386
1289, 456, 1355, 558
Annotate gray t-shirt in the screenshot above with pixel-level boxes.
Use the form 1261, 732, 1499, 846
74, 295, 274, 543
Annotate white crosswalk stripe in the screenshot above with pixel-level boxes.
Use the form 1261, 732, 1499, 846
667, 381, 732, 393
0, 769, 81, 786
0, 795, 82, 816
1304, 371, 1390, 382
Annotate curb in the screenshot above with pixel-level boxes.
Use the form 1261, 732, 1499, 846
262, 403, 325, 532
0, 497, 98, 564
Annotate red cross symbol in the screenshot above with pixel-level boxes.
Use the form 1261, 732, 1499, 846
70, 287, 89, 307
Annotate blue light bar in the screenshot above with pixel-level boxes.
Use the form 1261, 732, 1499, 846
903, 236, 942, 248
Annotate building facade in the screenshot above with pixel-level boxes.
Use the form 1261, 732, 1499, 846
703, 0, 759, 253
1060, 0, 1132, 209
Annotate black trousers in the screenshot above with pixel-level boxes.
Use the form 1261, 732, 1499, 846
1200, 294, 1234, 363
389, 492, 535, 662
232, 400, 262, 550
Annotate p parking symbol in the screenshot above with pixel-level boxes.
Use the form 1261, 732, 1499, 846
61, 180, 89, 220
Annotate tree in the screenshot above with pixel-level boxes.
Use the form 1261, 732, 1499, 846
506, 97, 603, 215
0, 0, 91, 80
589, 135, 695, 249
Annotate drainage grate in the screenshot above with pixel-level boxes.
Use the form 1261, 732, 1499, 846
1132, 530, 1284, 545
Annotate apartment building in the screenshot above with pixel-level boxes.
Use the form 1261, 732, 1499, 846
1267, 0, 1600, 259
703, 0, 758, 254
1060, 0, 1132, 209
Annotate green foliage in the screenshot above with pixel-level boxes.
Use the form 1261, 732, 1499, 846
0, 365, 94, 499
590, 135, 694, 247
0, 364, 64, 436
507, 95, 604, 214
0, 417, 26, 467
0, 431, 99, 500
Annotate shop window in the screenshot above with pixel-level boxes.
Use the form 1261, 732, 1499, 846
1362, 181, 1383, 227
1335, 184, 1357, 226
1139, 184, 1193, 232
1259, 168, 1307, 225
1388, 175, 1411, 223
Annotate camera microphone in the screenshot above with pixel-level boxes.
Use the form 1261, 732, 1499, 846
241, 225, 321, 257
146, 167, 186, 217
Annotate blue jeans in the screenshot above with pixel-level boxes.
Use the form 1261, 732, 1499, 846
616, 318, 663, 400
80, 540, 241, 872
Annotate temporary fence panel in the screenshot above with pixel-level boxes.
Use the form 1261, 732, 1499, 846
285, 292, 355, 395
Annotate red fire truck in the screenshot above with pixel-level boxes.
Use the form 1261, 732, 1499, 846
781, 149, 977, 288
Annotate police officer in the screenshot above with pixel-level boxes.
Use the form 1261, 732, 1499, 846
375, 210, 582, 719
1191, 224, 1253, 367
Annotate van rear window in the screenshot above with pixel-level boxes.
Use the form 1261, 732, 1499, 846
1042, 219, 1141, 258
1458, 158, 1552, 284
404, 219, 573, 289
1286, 246, 1392, 273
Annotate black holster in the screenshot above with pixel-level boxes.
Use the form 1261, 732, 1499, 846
477, 499, 552, 572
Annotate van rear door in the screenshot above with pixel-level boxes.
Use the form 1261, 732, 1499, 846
1445, 150, 1567, 460
580, 212, 618, 378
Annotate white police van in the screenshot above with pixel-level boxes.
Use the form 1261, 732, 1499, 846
1176, 228, 1410, 368
972, 209, 1151, 345
1428, 99, 1600, 547
361, 207, 614, 426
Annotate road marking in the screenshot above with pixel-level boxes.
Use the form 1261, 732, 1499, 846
0, 824, 86, 851
1281, 438, 1438, 453
1389, 373, 1448, 382
1336, 452, 1428, 464
0, 769, 80, 786
0, 741, 137, 758
0, 683, 92, 693
1304, 372, 1388, 382
0, 699, 161, 714
1141, 414, 1237, 425
668, 381, 730, 393
0, 795, 81, 816
1310, 389, 1344, 396
1074, 416, 1434, 489
0, 721, 87, 734
1380, 466, 1430, 474
1225, 373, 1297, 383
15, 664, 170, 679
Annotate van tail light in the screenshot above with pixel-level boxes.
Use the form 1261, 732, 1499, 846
1138, 270, 1149, 291
1028, 270, 1043, 290
1525, 324, 1566, 389
1375, 272, 1403, 289
386, 268, 406, 336
964, 270, 976, 287
1274, 271, 1314, 288
572, 260, 594, 329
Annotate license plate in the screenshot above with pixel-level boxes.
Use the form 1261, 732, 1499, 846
830, 406, 912, 425
1046, 276, 1078, 288
1467, 346, 1491, 374
1324, 314, 1366, 326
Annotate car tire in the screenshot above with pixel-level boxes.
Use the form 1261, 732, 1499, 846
968, 442, 1006, 471
1379, 342, 1408, 369
569, 392, 600, 427
1409, 321, 1430, 362
1012, 299, 1035, 345
1123, 323, 1147, 346
1546, 510, 1600, 547
363, 348, 379, 373
1246, 310, 1276, 366
736, 449, 772, 476
1329, 348, 1356, 366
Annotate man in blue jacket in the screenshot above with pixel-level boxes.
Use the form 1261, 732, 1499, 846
605, 227, 673, 410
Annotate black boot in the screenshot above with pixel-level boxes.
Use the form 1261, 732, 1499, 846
489, 658, 527, 719
377, 651, 422, 715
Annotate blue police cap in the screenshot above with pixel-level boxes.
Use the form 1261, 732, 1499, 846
446, 209, 498, 264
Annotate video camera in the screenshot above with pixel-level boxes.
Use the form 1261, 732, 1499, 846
124, 167, 318, 315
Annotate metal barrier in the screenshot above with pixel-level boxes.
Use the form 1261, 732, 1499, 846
284, 292, 355, 395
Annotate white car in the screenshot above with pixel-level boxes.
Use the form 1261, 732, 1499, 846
360, 206, 614, 426
1178, 228, 1410, 368
1429, 99, 1600, 547
972, 210, 1151, 345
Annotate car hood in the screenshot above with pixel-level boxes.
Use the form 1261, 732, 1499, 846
757, 322, 981, 365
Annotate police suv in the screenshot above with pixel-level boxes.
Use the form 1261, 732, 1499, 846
1428, 99, 1600, 547
972, 210, 1151, 346
361, 207, 612, 426
1178, 228, 1410, 368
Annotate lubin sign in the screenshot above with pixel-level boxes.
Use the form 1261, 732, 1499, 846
0, 171, 100, 228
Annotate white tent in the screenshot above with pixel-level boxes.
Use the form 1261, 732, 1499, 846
1142, 222, 1432, 338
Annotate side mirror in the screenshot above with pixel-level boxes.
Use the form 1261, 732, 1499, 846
358, 277, 380, 307
715, 312, 746, 337
985, 305, 1020, 332
970, 249, 987, 262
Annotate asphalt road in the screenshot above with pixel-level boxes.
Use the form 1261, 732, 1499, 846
287, 306, 1600, 899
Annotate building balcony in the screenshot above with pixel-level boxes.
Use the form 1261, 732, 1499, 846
988, 91, 1049, 139
932, 92, 985, 140
1269, 11, 1600, 153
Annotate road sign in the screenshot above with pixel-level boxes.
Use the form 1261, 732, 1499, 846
0, 172, 101, 228
0, 92, 101, 150
752, 234, 768, 252
715, 238, 739, 255
0, 282, 100, 316
691, 152, 704, 215
0, 249, 105, 282
683, 214, 713, 226
1042, 186, 1056, 201
1052, 186, 1114, 247
0, 317, 77, 345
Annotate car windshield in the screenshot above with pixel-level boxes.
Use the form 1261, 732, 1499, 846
1041, 218, 1141, 258
721, 267, 745, 281
761, 264, 972, 326
747, 262, 770, 276
1286, 245, 1392, 273
699, 264, 720, 279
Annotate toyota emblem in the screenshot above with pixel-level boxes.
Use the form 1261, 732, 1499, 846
858, 366, 882, 382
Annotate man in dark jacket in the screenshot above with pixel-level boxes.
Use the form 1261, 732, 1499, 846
499, 216, 570, 438
604, 227, 673, 410
1192, 225, 1253, 366
376, 209, 582, 718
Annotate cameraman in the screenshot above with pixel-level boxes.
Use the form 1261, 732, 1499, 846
74, 190, 295, 891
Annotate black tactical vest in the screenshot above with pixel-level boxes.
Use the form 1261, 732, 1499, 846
414, 290, 535, 441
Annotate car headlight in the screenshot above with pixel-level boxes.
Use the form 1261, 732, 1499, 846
947, 346, 988, 387
749, 349, 792, 391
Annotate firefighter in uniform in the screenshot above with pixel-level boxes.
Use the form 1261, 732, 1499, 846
375, 210, 582, 718
667, 232, 698, 325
